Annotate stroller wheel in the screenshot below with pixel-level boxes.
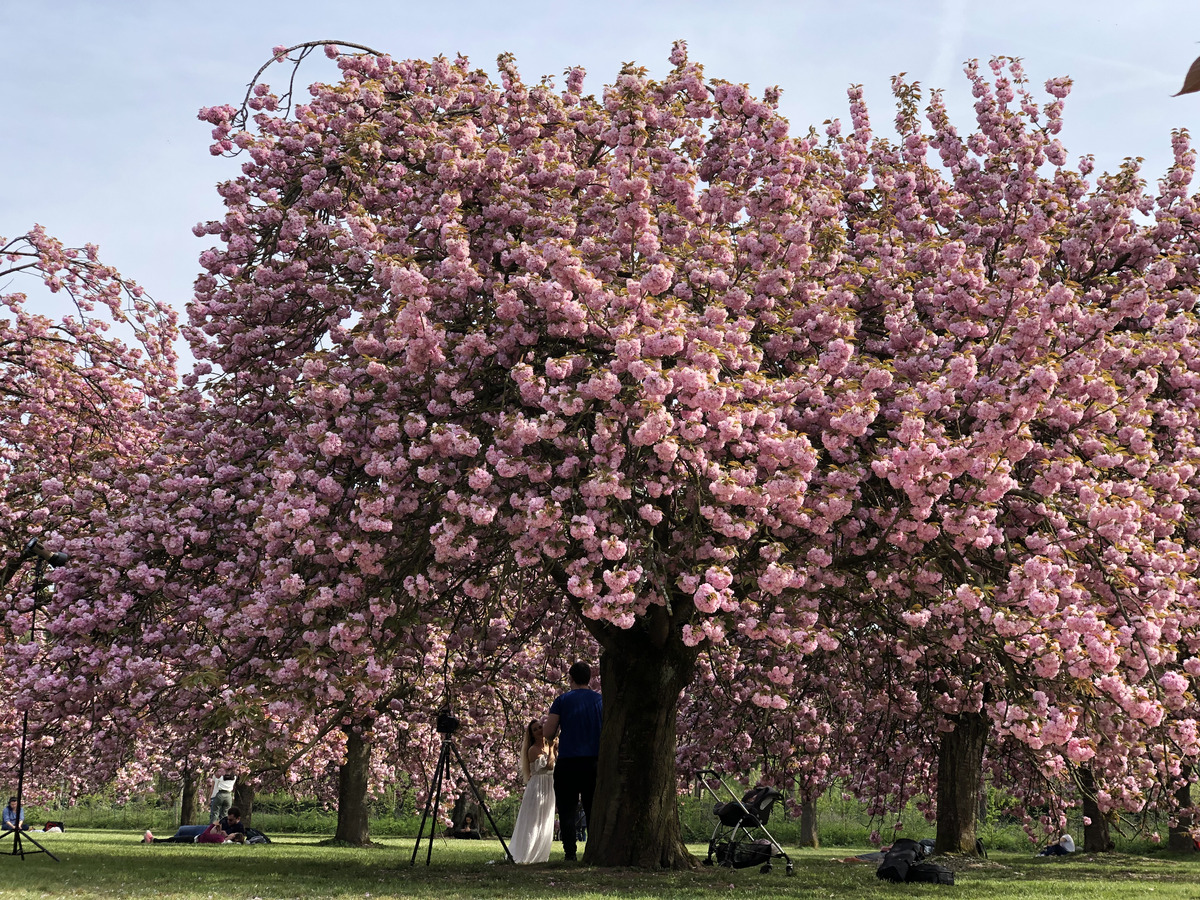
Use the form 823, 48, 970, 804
785, 864, 795, 876
760, 863, 772, 874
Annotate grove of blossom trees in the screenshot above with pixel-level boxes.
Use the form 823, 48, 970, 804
4, 40, 1200, 866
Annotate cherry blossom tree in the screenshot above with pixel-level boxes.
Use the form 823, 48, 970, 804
0, 228, 178, 798
681, 58, 1200, 857
171, 38, 877, 866
855, 62, 1200, 854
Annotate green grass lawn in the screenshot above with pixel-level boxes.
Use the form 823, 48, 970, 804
0, 830, 1193, 899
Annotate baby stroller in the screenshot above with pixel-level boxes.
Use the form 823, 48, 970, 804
696, 770, 794, 876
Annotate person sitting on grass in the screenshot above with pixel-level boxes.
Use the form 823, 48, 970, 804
219, 807, 247, 843
451, 814, 481, 839
2, 798, 27, 832
1038, 833, 1075, 856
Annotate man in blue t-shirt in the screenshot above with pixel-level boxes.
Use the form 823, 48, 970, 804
544, 661, 602, 861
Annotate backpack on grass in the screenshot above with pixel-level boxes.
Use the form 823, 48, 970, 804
876, 838, 923, 882
876, 838, 955, 886
907, 862, 955, 885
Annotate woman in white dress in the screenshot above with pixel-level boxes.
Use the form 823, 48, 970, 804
508, 718, 556, 864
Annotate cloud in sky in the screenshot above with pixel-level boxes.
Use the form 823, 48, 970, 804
931, 0, 968, 92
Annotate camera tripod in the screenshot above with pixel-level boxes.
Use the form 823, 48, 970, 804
410, 732, 511, 866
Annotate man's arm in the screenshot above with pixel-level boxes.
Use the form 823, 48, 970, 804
544, 712, 560, 743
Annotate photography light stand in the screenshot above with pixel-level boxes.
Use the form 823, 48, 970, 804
3, 541, 67, 862
410, 710, 511, 866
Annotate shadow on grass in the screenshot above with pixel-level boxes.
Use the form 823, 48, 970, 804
0, 832, 1195, 899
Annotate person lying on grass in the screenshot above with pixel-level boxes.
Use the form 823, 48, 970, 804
196, 822, 229, 843
144, 822, 247, 844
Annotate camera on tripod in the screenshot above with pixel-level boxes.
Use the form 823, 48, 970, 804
413, 704, 512, 865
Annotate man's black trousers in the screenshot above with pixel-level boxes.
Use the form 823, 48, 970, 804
553, 756, 597, 858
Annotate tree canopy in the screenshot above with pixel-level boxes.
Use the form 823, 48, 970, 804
7, 42, 1200, 862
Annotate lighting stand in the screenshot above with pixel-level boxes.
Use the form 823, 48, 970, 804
6, 558, 57, 861
410, 731, 511, 866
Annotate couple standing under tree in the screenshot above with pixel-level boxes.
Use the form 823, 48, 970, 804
508, 662, 602, 864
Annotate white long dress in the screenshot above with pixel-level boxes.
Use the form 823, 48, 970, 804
508, 753, 555, 864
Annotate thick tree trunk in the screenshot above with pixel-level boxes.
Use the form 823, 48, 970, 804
334, 725, 372, 845
179, 768, 198, 826
934, 710, 988, 855
234, 778, 256, 825
1168, 765, 1196, 853
799, 796, 819, 848
586, 622, 696, 868
1080, 767, 1114, 853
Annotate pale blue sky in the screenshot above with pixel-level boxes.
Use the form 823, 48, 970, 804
3, 0, 1199, 340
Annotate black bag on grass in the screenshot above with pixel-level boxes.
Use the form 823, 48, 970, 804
876, 838, 923, 882
907, 862, 955, 885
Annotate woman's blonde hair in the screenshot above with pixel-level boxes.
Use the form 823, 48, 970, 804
520, 720, 536, 783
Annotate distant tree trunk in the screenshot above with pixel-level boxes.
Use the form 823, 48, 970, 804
586, 612, 697, 869
450, 791, 468, 829
334, 725, 372, 845
179, 768, 199, 826
1168, 765, 1196, 853
1080, 767, 1114, 853
978, 773, 988, 827
799, 796, 819, 848
234, 778, 256, 825
935, 710, 988, 855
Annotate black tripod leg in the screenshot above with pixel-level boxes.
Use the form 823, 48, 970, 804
426, 743, 450, 867
410, 742, 449, 867
11, 830, 55, 862
409, 763, 434, 867
447, 740, 512, 862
